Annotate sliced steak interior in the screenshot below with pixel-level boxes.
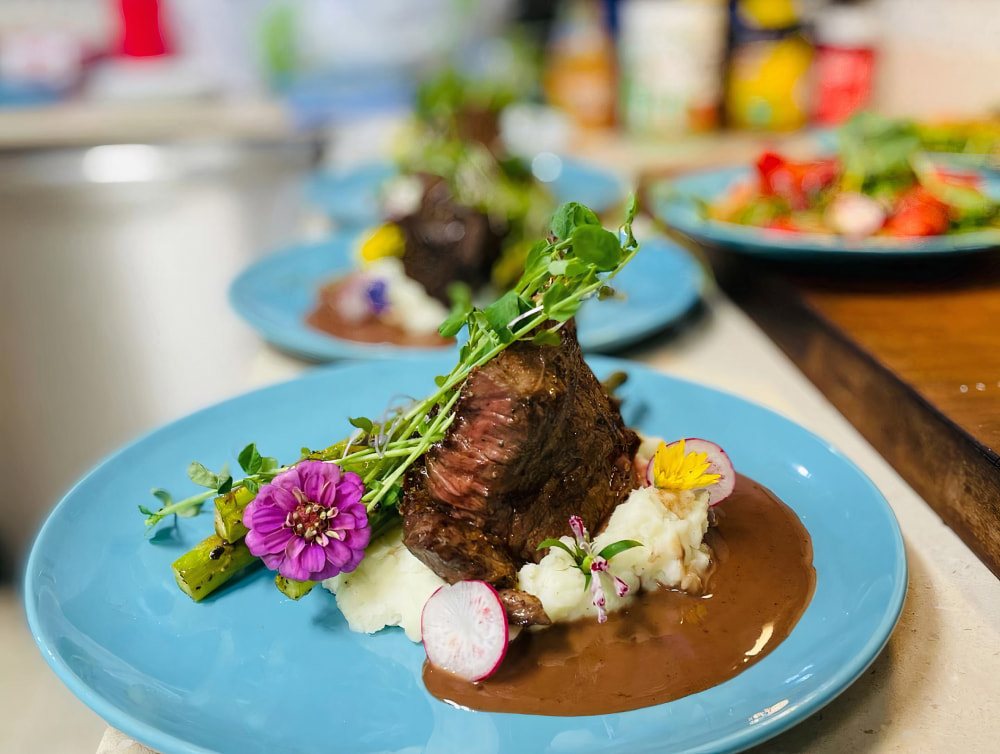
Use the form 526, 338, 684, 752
401, 321, 639, 621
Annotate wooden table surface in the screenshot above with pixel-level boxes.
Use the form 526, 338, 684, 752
700, 247, 1000, 578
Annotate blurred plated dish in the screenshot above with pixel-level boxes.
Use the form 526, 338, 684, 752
651, 164, 1000, 259
653, 113, 1000, 258
229, 232, 705, 361
304, 155, 626, 229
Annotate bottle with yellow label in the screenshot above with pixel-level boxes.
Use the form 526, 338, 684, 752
724, 0, 814, 131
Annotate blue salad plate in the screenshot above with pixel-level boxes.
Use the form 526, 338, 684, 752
651, 165, 1000, 259
228, 234, 704, 361
25, 356, 906, 754
305, 157, 626, 228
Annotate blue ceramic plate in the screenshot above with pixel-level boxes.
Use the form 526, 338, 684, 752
228, 234, 704, 361
304, 157, 626, 228
25, 357, 906, 754
652, 165, 1000, 259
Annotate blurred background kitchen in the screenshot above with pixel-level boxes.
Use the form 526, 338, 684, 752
2, 0, 1000, 750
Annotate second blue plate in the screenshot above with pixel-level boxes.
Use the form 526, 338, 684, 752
229, 234, 704, 361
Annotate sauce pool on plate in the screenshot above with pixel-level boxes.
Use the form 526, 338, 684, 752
306, 278, 453, 348
423, 474, 815, 715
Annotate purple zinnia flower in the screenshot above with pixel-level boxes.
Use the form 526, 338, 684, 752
243, 461, 370, 582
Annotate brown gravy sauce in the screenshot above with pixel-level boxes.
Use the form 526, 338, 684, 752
306, 278, 452, 348
423, 474, 815, 715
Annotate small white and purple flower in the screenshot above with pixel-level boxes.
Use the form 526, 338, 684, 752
566, 515, 635, 623
243, 460, 370, 582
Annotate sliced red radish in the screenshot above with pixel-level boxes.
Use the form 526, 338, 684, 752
421, 580, 509, 682
646, 438, 736, 506
824, 192, 886, 239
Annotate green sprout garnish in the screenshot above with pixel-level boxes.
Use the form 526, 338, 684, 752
142, 197, 641, 533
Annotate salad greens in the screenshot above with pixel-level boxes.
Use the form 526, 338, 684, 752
837, 112, 922, 197
709, 112, 1000, 238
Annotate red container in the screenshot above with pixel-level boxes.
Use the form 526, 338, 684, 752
812, 3, 877, 126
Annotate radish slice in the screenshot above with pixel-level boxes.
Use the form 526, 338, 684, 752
824, 192, 886, 239
646, 438, 736, 507
421, 580, 509, 682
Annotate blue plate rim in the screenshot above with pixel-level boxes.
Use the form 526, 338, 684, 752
24, 357, 907, 754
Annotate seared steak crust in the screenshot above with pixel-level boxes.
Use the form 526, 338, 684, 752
398, 177, 506, 305
401, 322, 639, 603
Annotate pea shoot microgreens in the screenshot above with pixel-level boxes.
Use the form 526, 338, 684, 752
141, 197, 641, 533
139, 443, 282, 530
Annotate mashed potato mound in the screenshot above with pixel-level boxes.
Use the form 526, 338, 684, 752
323, 444, 715, 639
517, 486, 712, 624
323, 528, 445, 642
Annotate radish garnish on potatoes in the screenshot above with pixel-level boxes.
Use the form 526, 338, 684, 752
646, 438, 735, 506
421, 580, 509, 682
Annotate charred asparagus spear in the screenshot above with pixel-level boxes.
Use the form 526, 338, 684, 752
172, 535, 259, 602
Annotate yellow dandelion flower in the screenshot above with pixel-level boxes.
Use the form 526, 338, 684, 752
651, 439, 721, 492
357, 223, 406, 265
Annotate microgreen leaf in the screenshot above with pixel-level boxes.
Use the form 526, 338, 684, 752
551, 202, 601, 240
597, 285, 617, 301
536, 538, 576, 557
570, 224, 622, 271
597, 539, 644, 561
238, 443, 263, 475
547, 259, 568, 276
622, 195, 639, 248
216, 474, 233, 496
531, 330, 562, 347
138, 504, 156, 516
522, 239, 551, 282
187, 462, 219, 489
438, 282, 473, 337
349, 416, 374, 435
563, 257, 593, 278
483, 290, 524, 340
151, 489, 172, 506
542, 282, 582, 321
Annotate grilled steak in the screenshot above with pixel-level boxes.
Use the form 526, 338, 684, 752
398, 177, 506, 305
400, 321, 639, 623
